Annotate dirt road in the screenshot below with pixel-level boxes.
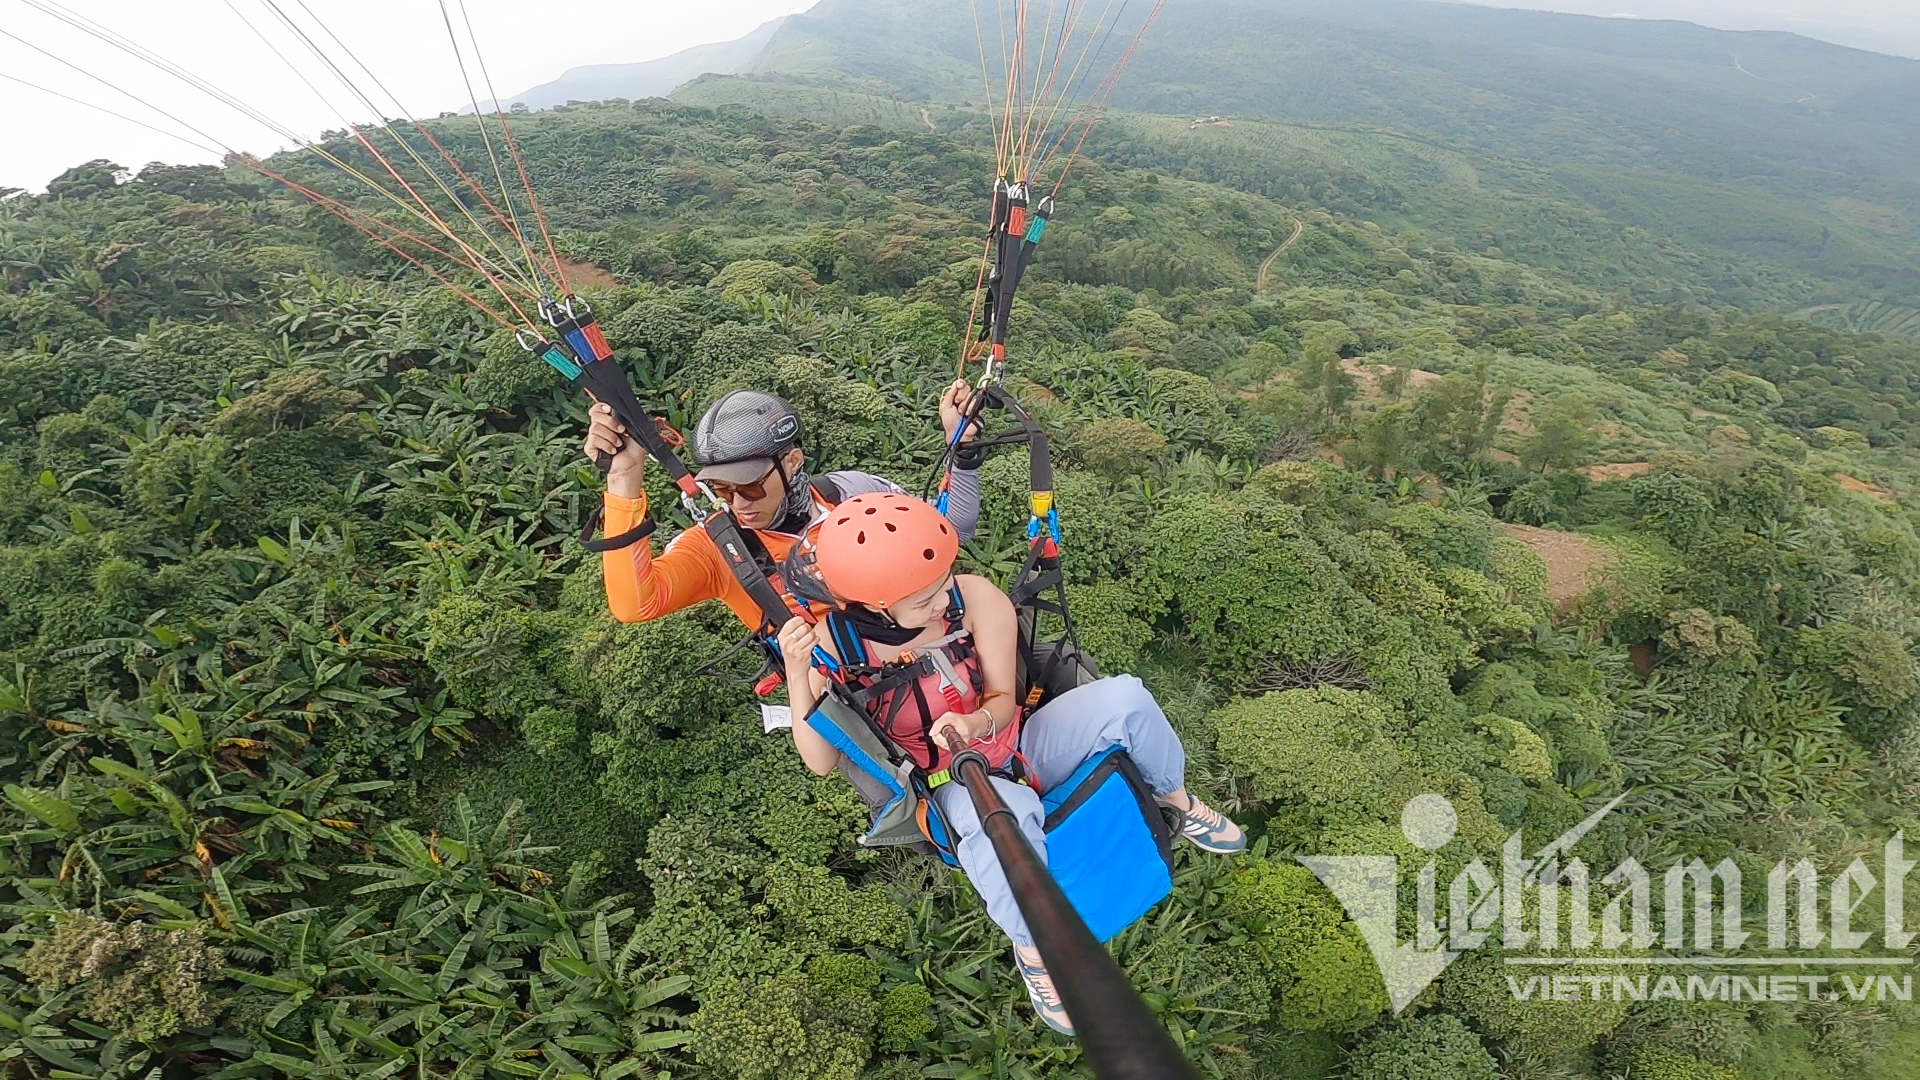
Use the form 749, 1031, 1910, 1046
1257, 217, 1305, 292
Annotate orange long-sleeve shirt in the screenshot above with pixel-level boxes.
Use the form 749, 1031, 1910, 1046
599, 489, 804, 628
600, 467, 980, 631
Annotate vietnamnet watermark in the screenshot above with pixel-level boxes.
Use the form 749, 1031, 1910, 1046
1299, 794, 1917, 1014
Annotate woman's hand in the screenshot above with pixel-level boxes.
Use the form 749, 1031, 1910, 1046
585, 402, 647, 497
939, 379, 980, 445
777, 616, 817, 690
928, 708, 989, 751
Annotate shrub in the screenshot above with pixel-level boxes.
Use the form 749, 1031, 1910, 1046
1221, 860, 1387, 1033
21, 915, 223, 1042
1346, 1013, 1499, 1080
709, 259, 815, 304
1615, 1046, 1741, 1080
1441, 952, 1628, 1058
1211, 687, 1402, 813
875, 984, 935, 1052
1075, 415, 1169, 476
693, 970, 876, 1080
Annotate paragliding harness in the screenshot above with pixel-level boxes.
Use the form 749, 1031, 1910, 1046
936, 178, 1097, 712
814, 583, 1020, 786
943, 382, 1100, 711
801, 589, 1174, 943
520, 295, 798, 691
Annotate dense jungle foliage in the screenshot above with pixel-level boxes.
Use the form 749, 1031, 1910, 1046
5, 86, 1920, 1080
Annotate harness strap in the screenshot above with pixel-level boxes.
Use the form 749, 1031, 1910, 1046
705, 515, 797, 638
823, 583, 993, 775
578, 505, 657, 553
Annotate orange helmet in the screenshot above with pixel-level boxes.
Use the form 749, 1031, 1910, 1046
808, 492, 959, 607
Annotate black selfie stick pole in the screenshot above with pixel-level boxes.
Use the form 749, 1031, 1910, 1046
946, 741, 1199, 1080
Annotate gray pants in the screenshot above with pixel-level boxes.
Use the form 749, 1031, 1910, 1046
928, 674, 1186, 947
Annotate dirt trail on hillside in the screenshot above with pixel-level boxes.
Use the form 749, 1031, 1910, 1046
1257, 218, 1306, 292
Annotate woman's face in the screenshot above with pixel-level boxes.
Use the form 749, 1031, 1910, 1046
872, 572, 954, 631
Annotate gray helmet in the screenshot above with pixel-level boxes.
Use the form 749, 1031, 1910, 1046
692, 390, 804, 484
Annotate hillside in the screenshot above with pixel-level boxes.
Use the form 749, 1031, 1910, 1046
668, 0, 1920, 312
5, 15, 1920, 1080
498, 16, 791, 112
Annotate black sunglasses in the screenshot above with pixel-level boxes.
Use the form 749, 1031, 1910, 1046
708, 463, 780, 502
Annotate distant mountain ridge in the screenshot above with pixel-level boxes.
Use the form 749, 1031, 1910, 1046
663, 0, 1920, 308
498, 17, 790, 111
1445, 1, 1920, 61
491, 0, 1920, 307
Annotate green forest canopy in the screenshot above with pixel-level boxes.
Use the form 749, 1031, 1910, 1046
4, 33, 1920, 1080
679, 0, 1920, 314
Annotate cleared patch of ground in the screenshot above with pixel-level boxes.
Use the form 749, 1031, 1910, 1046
560, 259, 620, 290
1835, 473, 1894, 501
1339, 358, 1442, 399
1499, 523, 1617, 611
1578, 461, 1653, 481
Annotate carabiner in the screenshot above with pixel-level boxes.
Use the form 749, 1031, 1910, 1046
681, 490, 710, 524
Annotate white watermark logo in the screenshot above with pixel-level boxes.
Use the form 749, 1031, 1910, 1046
1299, 794, 1917, 1013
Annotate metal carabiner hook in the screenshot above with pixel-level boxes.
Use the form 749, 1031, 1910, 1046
514, 329, 544, 353
696, 479, 730, 512
681, 489, 712, 524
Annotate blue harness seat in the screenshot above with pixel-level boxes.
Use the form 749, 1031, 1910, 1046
1038, 746, 1176, 942
804, 695, 1174, 942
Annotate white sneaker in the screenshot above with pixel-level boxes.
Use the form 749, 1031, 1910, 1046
1013, 944, 1075, 1035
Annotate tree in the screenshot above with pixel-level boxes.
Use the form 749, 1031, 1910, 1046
135, 162, 248, 201
1519, 394, 1599, 472
46, 159, 126, 199
1293, 320, 1358, 424
1351, 403, 1415, 479
1410, 367, 1511, 469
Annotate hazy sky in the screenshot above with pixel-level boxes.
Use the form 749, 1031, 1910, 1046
0, 0, 814, 191
4, 1, 1916, 192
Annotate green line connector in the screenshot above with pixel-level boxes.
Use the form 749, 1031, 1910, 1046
540, 345, 582, 380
